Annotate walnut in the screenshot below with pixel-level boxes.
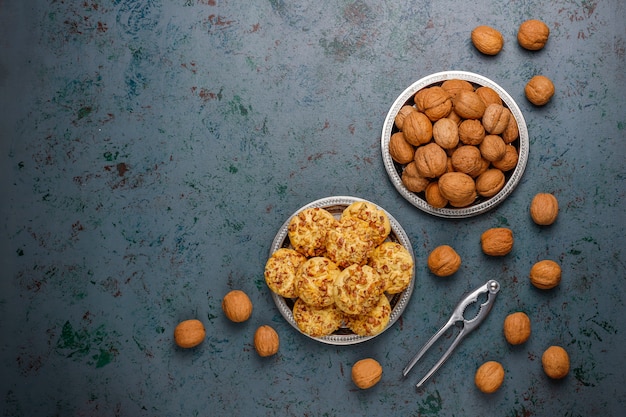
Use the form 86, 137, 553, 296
254, 325, 280, 357
174, 319, 206, 348
471, 26, 504, 55
415, 86, 452, 121
529, 260, 561, 289
482, 104, 511, 135
401, 162, 430, 192
479, 134, 507, 162
475, 86, 503, 107
503, 312, 531, 345
351, 358, 383, 389
474, 361, 505, 393
425, 181, 448, 208
491, 144, 518, 171
525, 75, 555, 105
447, 108, 462, 125
502, 114, 520, 144
453, 90, 486, 119
530, 193, 559, 225
458, 119, 486, 145
451, 145, 484, 177
542, 346, 570, 379
414, 143, 448, 178
389, 132, 415, 164
432, 118, 459, 149
441, 79, 474, 99
481, 227, 514, 256
427, 245, 462, 277
438, 172, 477, 207
475, 168, 505, 197
395, 105, 417, 130
518, 19, 550, 51
222, 290, 253, 322
402, 111, 433, 146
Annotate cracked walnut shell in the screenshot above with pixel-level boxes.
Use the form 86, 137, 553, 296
530, 193, 559, 225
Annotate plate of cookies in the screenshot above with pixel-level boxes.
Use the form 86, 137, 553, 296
264, 196, 415, 345
381, 71, 529, 218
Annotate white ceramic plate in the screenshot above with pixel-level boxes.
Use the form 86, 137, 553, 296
381, 71, 529, 218
268, 196, 415, 345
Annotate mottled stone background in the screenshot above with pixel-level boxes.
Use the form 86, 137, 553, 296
1, 0, 624, 416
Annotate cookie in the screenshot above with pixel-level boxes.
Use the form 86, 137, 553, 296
264, 248, 308, 298
333, 264, 385, 316
292, 298, 345, 337
325, 217, 377, 269
342, 201, 391, 245
287, 207, 337, 257
295, 256, 340, 307
346, 294, 391, 336
368, 241, 414, 294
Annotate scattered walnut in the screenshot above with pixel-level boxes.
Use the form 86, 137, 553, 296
351, 358, 383, 389
518, 19, 550, 51
503, 312, 531, 345
254, 325, 280, 357
525, 75, 555, 105
427, 245, 462, 277
479, 134, 507, 162
482, 104, 511, 135
481, 227, 514, 256
475, 168, 505, 197
222, 290, 253, 323
389, 132, 415, 164
471, 25, 504, 55
414, 143, 448, 178
542, 346, 570, 379
529, 260, 561, 289
432, 118, 460, 149
474, 361, 505, 393
530, 193, 559, 225
174, 319, 206, 348
438, 172, 477, 207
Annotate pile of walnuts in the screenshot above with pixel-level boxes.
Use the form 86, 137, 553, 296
389, 79, 520, 208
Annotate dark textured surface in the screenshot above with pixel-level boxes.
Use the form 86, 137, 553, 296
1, 1, 625, 416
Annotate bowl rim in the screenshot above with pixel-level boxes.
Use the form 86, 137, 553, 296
381, 70, 529, 218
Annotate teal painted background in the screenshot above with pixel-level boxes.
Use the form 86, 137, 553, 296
1, 0, 625, 416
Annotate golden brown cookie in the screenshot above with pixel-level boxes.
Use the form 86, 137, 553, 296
325, 217, 377, 269
368, 242, 414, 294
333, 264, 385, 316
294, 256, 340, 307
346, 295, 391, 336
292, 298, 345, 337
342, 201, 391, 245
287, 207, 337, 257
264, 248, 308, 298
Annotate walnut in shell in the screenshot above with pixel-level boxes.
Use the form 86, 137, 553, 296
458, 119, 486, 145
530, 193, 559, 225
525, 75, 555, 106
542, 346, 569, 379
441, 79, 474, 99
427, 245, 462, 277
482, 104, 511, 135
351, 358, 383, 389
432, 118, 460, 149
475, 168, 505, 198
402, 111, 433, 146
481, 227, 514, 256
415, 86, 452, 121
529, 260, 561, 289
438, 172, 477, 207
475, 361, 505, 393
451, 145, 484, 177
401, 161, 430, 193
414, 143, 448, 178
453, 90, 486, 119
491, 144, 518, 171
518, 19, 550, 51
389, 132, 415, 164
395, 105, 417, 130
475, 86, 503, 107
503, 312, 531, 345
425, 181, 448, 208
479, 135, 507, 162
471, 26, 504, 55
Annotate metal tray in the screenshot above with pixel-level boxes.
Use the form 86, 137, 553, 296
268, 196, 415, 345
381, 71, 529, 218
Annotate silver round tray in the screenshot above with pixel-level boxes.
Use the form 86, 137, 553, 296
268, 196, 416, 345
381, 71, 529, 218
